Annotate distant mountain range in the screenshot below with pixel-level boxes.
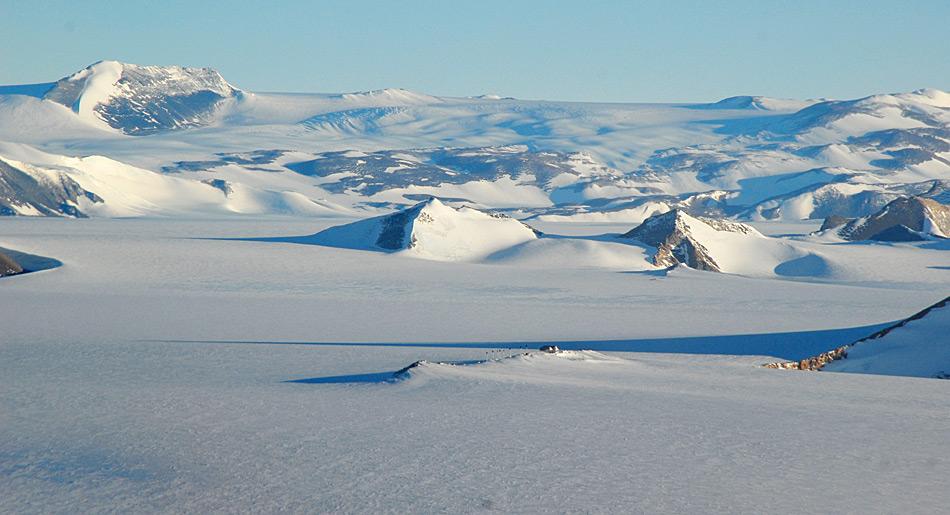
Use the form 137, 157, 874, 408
0, 61, 947, 222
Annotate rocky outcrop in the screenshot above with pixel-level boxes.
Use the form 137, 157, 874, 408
833, 196, 950, 241
764, 346, 849, 371
818, 215, 849, 232
766, 296, 950, 376
619, 209, 758, 272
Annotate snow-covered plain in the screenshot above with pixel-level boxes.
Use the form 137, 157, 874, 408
1, 62, 949, 512
1, 217, 949, 513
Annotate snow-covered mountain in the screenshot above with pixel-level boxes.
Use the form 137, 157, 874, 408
0, 61, 947, 222
311, 198, 540, 261
618, 209, 802, 273
828, 196, 950, 241
40, 60, 241, 135
0, 143, 350, 217
0, 154, 101, 216
770, 89, 950, 139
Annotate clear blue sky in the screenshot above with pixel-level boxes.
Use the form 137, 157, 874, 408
1, 0, 948, 102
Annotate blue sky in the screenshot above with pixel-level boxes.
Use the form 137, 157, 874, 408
1, 0, 948, 102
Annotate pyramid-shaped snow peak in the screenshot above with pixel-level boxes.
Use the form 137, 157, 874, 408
43, 61, 240, 135
620, 209, 762, 272
834, 196, 950, 241
312, 198, 540, 261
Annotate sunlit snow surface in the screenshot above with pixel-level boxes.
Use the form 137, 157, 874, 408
1, 217, 949, 513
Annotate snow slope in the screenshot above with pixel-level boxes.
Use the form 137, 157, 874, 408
0, 142, 350, 217
823, 296, 950, 378
1, 61, 949, 514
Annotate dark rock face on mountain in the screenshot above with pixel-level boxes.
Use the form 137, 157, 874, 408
202, 178, 233, 196
0, 158, 102, 217
44, 61, 239, 135
818, 215, 849, 232
311, 198, 540, 261
835, 197, 950, 241
0, 249, 23, 276
619, 209, 757, 272
162, 150, 287, 173
286, 146, 616, 195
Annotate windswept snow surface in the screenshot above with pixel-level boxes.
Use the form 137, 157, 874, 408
1, 218, 949, 513
2, 63, 950, 513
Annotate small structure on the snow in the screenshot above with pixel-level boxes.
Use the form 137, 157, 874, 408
539, 345, 560, 353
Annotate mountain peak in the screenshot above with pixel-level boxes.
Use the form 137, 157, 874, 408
43, 61, 239, 135
312, 200, 539, 261
836, 196, 950, 241
620, 209, 760, 271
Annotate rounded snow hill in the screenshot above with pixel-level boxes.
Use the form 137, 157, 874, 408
311, 198, 540, 262
694, 95, 815, 112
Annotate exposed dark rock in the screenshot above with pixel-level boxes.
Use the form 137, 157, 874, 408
837, 196, 950, 241
375, 203, 425, 250
202, 178, 233, 196
868, 225, 927, 242
765, 296, 950, 372
764, 346, 849, 371
162, 150, 286, 173
0, 158, 102, 217
285, 146, 616, 196
620, 209, 756, 272
819, 215, 849, 232
45, 61, 240, 135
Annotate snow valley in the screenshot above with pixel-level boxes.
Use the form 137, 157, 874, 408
1, 61, 948, 513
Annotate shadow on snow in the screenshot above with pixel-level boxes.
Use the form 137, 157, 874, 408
150, 321, 891, 386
